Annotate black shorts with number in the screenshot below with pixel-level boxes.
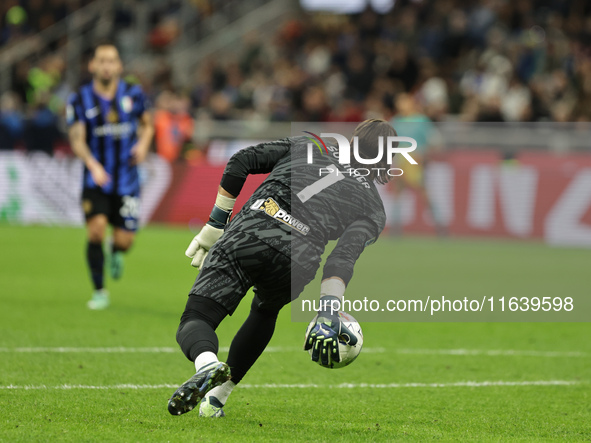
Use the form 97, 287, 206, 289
189, 230, 316, 315
81, 188, 140, 232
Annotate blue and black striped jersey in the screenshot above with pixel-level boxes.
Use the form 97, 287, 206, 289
66, 80, 150, 196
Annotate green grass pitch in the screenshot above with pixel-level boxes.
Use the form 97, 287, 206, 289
0, 225, 590, 441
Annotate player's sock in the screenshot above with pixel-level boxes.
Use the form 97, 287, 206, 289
205, 380, 236, 405
226, 300, 280, 384
86, 241, 104, 290
194, 351, 219, 372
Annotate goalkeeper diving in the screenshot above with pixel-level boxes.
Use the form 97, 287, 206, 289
168, 119, 395, 417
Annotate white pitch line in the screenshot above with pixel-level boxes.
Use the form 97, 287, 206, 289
0, 346, 372, 354
0, 346, 291, 354
0, 347, 586, 357
0, 384, 179, 390
0, 380, 581, 390
240, 380, 582, 389
0, 347, 179, 353
395, 349, 588, 358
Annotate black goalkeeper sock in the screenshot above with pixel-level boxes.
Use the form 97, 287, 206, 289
86, 241, 104, 290
226, 299, 280, 384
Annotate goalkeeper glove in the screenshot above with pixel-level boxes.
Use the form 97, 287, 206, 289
185, 193, 236, 269
304, 293, 358, 367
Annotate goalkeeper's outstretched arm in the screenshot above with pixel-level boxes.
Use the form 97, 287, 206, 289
317, 216, 380, 316
219, 138, 291, 196
317, 217, 380, 321
322, 217, 381, 286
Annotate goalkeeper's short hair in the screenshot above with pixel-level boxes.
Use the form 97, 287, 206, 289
351, 118, 398, 185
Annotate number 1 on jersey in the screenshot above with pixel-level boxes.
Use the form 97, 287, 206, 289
297, 166, 344, 203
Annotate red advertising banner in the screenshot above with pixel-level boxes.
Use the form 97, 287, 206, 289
382, 150, 591, 246
150, 161, 268, 227
150, 151, 591, 247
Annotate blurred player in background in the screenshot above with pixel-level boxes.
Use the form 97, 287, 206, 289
167, 119, 395, 418
390, 93, 446, 236
67, 43, 154, 310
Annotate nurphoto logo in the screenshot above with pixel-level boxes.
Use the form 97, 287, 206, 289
303, 131, 418, 181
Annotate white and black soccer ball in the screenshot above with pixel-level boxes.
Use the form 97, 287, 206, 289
305, 311, 363, 369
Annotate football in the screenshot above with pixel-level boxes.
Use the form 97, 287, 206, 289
306, 311, 364, 369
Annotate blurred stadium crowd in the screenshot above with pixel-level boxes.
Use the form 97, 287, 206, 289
1, 0, 591, 159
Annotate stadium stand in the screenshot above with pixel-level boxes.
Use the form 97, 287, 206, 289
1, 0, 590, 153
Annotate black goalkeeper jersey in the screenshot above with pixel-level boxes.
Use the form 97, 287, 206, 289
220, 136, 386, 285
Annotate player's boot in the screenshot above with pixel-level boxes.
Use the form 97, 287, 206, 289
110, 251, 124, 280
199, 396, 226, 417
87, 289, 110, 310
167, 362, 231, 416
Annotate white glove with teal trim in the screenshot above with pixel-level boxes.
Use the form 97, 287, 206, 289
185, 193, 236, 270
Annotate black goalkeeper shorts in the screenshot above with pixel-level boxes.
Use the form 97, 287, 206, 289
189, 230, 316, 315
